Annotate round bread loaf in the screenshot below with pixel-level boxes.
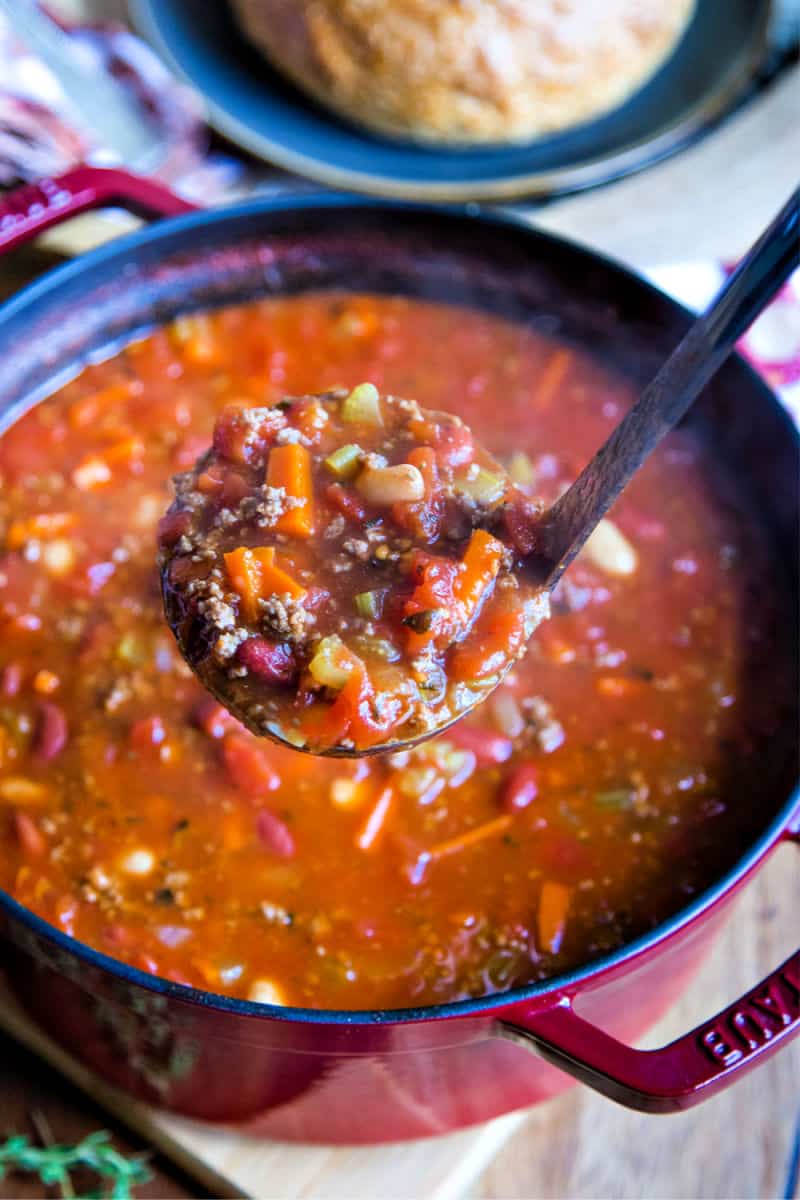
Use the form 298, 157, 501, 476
230, 0, 696, 146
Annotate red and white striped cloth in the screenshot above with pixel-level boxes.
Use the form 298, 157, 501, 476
647, 263, 800, 427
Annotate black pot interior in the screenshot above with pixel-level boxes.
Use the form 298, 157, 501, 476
0, 198, 797, 854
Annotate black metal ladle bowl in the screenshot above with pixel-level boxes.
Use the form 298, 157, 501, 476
0, 193, 796, 1136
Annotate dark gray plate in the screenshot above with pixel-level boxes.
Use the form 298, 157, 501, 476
131, 0, 772, 201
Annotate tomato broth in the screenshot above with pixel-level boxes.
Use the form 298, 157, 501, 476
0, 293, 792, 1009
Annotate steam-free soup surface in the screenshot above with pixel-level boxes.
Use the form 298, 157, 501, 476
0, 293, 792, 1008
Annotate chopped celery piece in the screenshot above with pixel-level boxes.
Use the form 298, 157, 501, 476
116, 632, 146, 665
355, 589, 386, 619
508, 451, 535, 487
342, 382, 383, 426
308, 635, 354, 690
595, 788, 635, 810
324, 443, 363, 480
350, 634, 401, 663
454, 466, 506, 506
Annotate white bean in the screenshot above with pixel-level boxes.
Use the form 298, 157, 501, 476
120, 848, 155, 876
580, 519, 638, 577
357, 463, 425, 504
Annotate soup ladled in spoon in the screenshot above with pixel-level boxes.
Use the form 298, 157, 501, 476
159, 385, 550, 756
160, 187, 799, 758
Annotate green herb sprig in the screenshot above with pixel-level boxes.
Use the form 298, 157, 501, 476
0, 1130, 151, 1199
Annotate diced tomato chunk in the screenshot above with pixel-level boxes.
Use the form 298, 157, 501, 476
33, 702, 68, 762
223, 734, 280, 795
130, 715, 167, 754
325, 482, 367, 523
192, 696, 242, 739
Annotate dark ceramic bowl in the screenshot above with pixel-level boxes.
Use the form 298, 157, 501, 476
130, 0, 772, 201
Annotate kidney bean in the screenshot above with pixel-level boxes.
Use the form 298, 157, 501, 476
503, 495, 543, 557
236, 637, 296, 685
157, 508, 191, 549
13, 811, 47, 858
256, 808, 296, 858
0, 662, 22, 697
33, 701, 68, 762
501, 764, 539, 813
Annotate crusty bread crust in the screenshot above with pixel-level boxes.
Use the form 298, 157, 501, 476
231, 0, 696, 146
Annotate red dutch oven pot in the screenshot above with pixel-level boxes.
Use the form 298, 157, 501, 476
0, 169, 797, 1143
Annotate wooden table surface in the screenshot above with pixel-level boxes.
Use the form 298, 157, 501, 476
0, 5, 798, 1196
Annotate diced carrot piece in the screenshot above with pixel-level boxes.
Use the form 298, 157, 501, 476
32, 669, 60, 695
103, 436, 145, 467
595, 675, 639, 698
224, 547, 306, 623
7, 512, 77, 549
266, 444, 314, 538
252, 547, 307, 601
170, 314, 221, 365
535, 348, 572, 411
455, 529, 504, 628
409, 815, 512, 884
537, 881, 571, 954
68, 382, 131, 430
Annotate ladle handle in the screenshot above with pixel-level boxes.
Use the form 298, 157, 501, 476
540, 187, 800, 586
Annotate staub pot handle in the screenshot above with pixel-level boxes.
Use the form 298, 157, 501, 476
0, 166, 196, 254
502, 827, 800, 1112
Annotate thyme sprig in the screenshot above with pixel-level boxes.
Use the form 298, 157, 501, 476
0, 1129, 151, 1199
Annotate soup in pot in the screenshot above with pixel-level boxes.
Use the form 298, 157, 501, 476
0, 293, 793, 1008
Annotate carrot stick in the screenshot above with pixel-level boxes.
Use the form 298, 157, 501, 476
535, 348, 571, 411
409, 813, 512, 883
455, 529, 504, 628
355, 785, 395, 852
224, 547, 263, 622
537, 881, 571, 954
267, 443, 314, 538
